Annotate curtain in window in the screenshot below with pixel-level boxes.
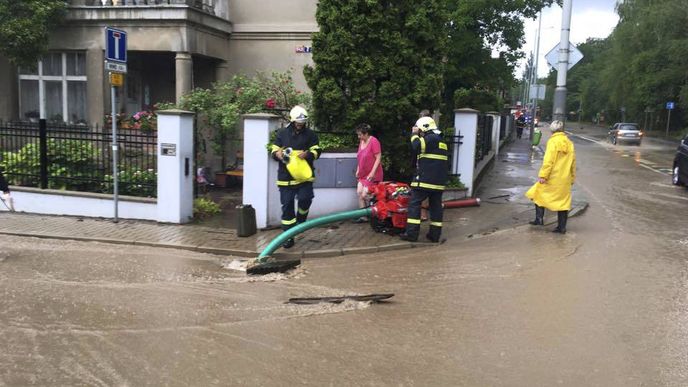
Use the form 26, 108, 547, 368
68, 81, 88, 124
45, 81, 63, 122
19, 80, 39, 121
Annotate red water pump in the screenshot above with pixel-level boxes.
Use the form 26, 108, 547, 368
369, 181, 411, 234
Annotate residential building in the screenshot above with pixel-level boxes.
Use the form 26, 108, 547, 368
0, 0, 317, 127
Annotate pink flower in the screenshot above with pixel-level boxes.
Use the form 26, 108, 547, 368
265, 98, 276, 109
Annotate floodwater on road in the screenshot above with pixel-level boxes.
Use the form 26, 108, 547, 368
1, 125, 687, 386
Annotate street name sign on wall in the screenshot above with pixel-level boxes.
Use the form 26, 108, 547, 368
105, 62, 127, 73
545, 43, 583, 70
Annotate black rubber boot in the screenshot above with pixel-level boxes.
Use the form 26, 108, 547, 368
400, 221, 420, 242
426, 225, 441, 243
282, 238, 295, 248
552, 211, 568, 234
529, 205, 545, 225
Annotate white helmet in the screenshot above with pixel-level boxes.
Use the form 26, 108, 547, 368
415, 116, 437, 131
289, 106, 308, 123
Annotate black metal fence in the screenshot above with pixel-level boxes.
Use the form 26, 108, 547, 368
444, 131, 463, 182
475, 114, 493, 163
0, 120, 157, 197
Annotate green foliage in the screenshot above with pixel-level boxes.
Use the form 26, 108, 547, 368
193, 197, 221, 220
454, 88, 501, 112
305, 0, 554, 179
305, 0, 448, 179
317, 132, 357, 152
446, 176, 465, 189
555, 0, 688, 132
170, 72, 310, 167
0, 0, 67, 68
102, 167, 157, 198
1, 139, 101, 191
443, 0, 556, 127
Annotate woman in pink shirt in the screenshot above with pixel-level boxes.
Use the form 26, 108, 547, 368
354, 123, 383, 223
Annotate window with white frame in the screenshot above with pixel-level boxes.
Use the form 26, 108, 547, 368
18, 52, 88, 124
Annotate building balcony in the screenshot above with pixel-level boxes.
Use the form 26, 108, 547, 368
68, 0, 229, 21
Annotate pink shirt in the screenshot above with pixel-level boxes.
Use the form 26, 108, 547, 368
357, 136, 383, 188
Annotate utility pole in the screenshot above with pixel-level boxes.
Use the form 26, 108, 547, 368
552, 0, 573, 123
530, 12, 542, 139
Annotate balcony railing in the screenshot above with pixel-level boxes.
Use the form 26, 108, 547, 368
70, 0, 217, 15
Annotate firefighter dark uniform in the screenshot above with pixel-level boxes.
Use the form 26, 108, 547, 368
400, 117, 448, 242
270, 107, 321, 248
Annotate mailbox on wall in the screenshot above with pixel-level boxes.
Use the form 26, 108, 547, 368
313, 154, 357, 188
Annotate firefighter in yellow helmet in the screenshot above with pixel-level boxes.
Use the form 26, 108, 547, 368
269, 106, 321, 248
399, 116, 448, 242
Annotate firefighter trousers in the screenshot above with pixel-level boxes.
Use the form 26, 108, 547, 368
279, 182, 314, 231
405, 188, 443, 241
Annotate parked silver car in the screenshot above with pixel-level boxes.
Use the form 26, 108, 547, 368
608, 122, 643, 146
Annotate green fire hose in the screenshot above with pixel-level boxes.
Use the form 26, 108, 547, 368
256, 207, 372, 262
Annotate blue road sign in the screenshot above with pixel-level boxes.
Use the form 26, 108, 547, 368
667, 102, 675, 110
105, 27, 127, 63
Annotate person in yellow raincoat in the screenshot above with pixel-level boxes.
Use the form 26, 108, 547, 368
525, 120, 576, 233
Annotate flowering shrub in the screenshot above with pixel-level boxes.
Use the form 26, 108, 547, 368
131, 110, 157, 132
171, 71, 311, 168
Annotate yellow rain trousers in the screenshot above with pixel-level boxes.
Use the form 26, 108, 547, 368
525, 132, 576, 211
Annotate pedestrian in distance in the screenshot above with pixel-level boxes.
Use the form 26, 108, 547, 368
525, 120, 576, 234
353, 123, 383, 223
516, 114, 526, 139
270, 106, 321, 248
399, 116, 448, 243
0, 170, 14, 212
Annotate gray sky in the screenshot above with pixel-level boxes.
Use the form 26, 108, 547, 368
519, 0, 619, 77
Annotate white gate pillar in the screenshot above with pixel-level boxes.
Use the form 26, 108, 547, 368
242, 113, 282, 229
454, 108, 479, 197
156, 109, 194, 223
487, 111, 501, 156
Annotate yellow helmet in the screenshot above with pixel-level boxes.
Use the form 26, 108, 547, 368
415, 116, 437, 131
289, 106, 308, 123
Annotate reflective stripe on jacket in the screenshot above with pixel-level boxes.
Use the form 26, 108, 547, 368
410, 131, 448, 191
270, 123, 321, 187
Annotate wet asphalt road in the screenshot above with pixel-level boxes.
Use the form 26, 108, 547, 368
1, 124, 687, 386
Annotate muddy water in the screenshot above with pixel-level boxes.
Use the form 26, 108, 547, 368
1, 131, 687, 386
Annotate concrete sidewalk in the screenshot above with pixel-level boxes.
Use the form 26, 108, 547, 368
0, 133, 588, 258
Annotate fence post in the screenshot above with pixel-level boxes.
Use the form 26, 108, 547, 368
487, 112, 501, 156
242, 113, 281, 229
39, 119, 48, 189
156, 109, 195, 224
454, 108, 479, 197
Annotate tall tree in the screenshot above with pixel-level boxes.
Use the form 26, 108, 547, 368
0, 0, 67, 68
571, 0, 688, 129
305, 0, 449, 178
442, 0, 556, 124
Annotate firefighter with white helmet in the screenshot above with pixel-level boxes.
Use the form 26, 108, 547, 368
399, 116, 448, 242
269, 106, 321, 248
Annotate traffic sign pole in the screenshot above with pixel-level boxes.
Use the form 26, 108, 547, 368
665, 102, 675, 137
111, 79, 119, 223
105, 27, 127, 223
